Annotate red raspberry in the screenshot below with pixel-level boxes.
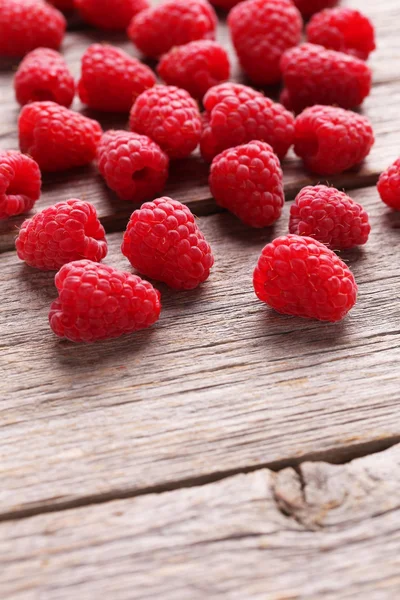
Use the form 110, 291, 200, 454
209, 141, 284, 228
293, 0, 338, 18
377, 159, 400, 210
49, 260, 161, 342
129, 85, 202, 159
0, 151, 41, 220
128, 0, 217, 59
307, 8, 376, 61
289, 185, 370, 249
122, 197, 214, 290
253, 234, 358, 322
78, 44, 156, 113
157, 40, 230, 100
0, 0, 66, 57
228, 0, 302, 85
280, 43, 372, 113
18, 101, 102, 172
294, 105, 374, 176
74, 0, 149, 30
97, 130, 169, 203
48, 0, 74, 10
16, 199, 108, 270
203, 82, 263, 113
14, 48, 75, 108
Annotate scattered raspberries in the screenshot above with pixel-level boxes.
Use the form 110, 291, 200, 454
97, 130, 169, 202
307, 8, 376, 60
253, 234, 358, 322
200, 83, 295, 162
18, 101, 102, 172
289, 185, 371, 249
122, 197, 214, 290
14, 48, 75, 108
130, 85, 202, 159
78, 44, 156, 112
377, 159, 400, 210
280, 43, 372, 113
49, 260, 161, 342
128, 0, 217, 59
209, 141, 284, 228
75, 0, 149, 30
293, 0, 338, 18
229, 0, 302, 85
0, 0, 66, 57
294, 105, 374, 176
157, 40, 230, 100
0, 151, 41, 220
16, 199, 108, 270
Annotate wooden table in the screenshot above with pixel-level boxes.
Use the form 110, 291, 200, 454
1, 1, 400, 598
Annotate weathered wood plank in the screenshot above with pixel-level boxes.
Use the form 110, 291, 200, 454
1, 444, 400, 599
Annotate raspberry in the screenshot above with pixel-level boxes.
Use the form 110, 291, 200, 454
14, 48, 75, 108
289, 185, 370, 249
18, 101, 102, 172
228, 0, 302, 85
209, 141, 284, 228
48, 0, 74, 10
157, 40, 230, 100
122, 197, 214, 290
0, 0, 66, 57
377, 159, 400, 210
128, 0, 217, 59
49, 260, 161, 342
16, 199, 107, 270
280, 44, 372, 113
203, 83, 264, 114
293, 0, 338, 18
78, 44, 156, 113
253, 234, 357, 322
0, 151, 41, 220
294, 105, 374, 176
129, 85, 202, 159
97, 130, 169, 203
74, 0, 149, 30
306, 8, 376, 61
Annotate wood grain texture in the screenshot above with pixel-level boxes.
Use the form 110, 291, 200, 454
1, 444, 400, 600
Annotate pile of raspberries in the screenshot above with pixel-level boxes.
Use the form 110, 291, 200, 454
0, 0, 398, 342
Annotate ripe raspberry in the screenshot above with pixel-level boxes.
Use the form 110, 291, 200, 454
228, 0, 302, 85
16, 199, 107, 270
18, 101, 102, 172
48, 0, 74, 10
129, 85, 202, 159
0, 151, 41, 220
377, 159, 400, 210
97, 130, 169, 203
294, 105, 374, 176
203, 83, 264, 114
253, 234, 357, 322
78, 44, 156, 113
128, 0, 217, 59
14, 48, 75, 108
289, 185, 370, 249
306, 8, 376, 61
0, 0, 66, 57
209, 141, 284, 228
122, 197, 214, 290
49, 260, 161, 342
157, 40, 230, 100
293, 0, 338, 18
74, 0, 149, 30
280, 43, 372, 113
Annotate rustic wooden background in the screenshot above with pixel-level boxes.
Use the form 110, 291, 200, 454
1, 0, 400, 598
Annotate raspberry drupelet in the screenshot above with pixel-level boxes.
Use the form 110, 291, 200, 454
294, 105, 374, 176
49, 260, 161, 343
293, 0, 338, 19
209, 141, 284, 228
78, 44, 156, 113
377, 159, 400, 210
0, 151, 41, 220
253, 234, 358, 322
75, 0, 149, 30
16, 199, 108, 270
122, 197, 214, 290
289, 185, 371, 249
228, 0, 303, 85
